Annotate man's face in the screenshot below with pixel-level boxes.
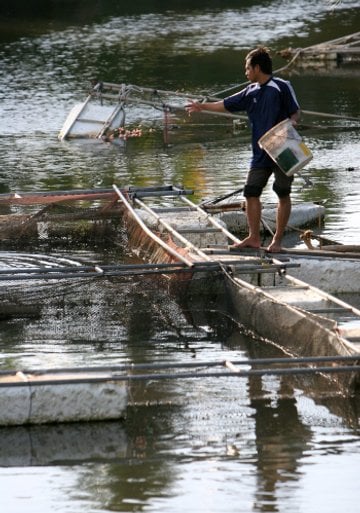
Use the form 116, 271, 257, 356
245, 60, 259, 82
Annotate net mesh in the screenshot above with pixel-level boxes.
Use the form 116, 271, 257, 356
0, 199, 127, 248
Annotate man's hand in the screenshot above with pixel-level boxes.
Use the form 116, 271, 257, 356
185, 99, 226, 116
185, 99, 202, 115
290, 110, 301, 127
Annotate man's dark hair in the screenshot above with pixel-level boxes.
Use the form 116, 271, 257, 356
246, 46, 272, 74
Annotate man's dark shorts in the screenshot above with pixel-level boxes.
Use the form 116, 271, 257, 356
243, 166, 293, 198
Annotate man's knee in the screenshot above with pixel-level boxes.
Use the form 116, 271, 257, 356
272, 168, 293, 198
244, 184, 263, 198
273, 184, 291, 198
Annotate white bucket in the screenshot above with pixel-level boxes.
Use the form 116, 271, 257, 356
258, 119, 313, 176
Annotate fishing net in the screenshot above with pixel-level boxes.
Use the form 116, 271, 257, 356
0, 195, 127, 249
0, 191, 131, 319
58, 81, 245, 146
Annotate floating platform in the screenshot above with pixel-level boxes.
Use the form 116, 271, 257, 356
0, 368, 128, 426
273, 246, 360, 294
279, 31, 360, 66
215, 201, 325, 234
0, 188, 325, 241
0, 421, 128, 466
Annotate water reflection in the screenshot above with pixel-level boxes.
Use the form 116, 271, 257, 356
0, 421, 128, 467
249, 375, 312, 511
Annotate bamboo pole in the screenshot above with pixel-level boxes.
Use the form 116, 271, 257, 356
133, 197, 212, 261
92, 82, 360, 124
300, 31, 360, 50
112, 184, 194, 267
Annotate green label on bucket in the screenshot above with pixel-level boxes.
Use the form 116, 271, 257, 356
276, 148, 299, 172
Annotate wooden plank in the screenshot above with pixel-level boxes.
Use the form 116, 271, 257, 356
308, 308, 353, 314
177, 228, 221, 234
0, 188, 117, 205
279, 247, 360, 259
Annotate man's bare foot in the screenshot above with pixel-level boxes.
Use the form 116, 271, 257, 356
231, 236, 261, 249
266, 239, 282, 253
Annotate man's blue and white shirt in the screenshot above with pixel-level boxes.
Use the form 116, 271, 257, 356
224, 77, 300, 168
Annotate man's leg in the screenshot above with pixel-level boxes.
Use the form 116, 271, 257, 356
233, 196, 262, 248
231, 167, 271, 249
266, 195, 291, 252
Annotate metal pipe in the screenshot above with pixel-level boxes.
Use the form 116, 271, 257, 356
0, 262, 193, 275
2, 355, 358, 377
0, 265, 224, 281
2, 364, 359, 387
0, 261, 299, 281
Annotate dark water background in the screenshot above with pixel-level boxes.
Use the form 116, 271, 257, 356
0, 1, 360, 512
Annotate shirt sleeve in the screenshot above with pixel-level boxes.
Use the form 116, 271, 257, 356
223, 87, 250, 113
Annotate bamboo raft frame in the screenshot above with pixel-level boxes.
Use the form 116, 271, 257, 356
1, 184, 360, 398
278, 31, 360, 64
111, 184, 360, 394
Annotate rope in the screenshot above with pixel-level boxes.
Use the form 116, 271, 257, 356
210, 49, 302, 98
260, 215, 342, 246
208, 53, 360, 123
91, 81, 360, 126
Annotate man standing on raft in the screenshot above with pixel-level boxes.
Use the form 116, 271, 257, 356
186, 46, 301, 253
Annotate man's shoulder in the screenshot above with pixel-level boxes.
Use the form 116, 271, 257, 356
267, 76, 292, 92
243, 83, 261, 97
271, 76, 290, 84
224, 83, 259, 109
267, 76, 299, 109
230, 83, 260, 98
